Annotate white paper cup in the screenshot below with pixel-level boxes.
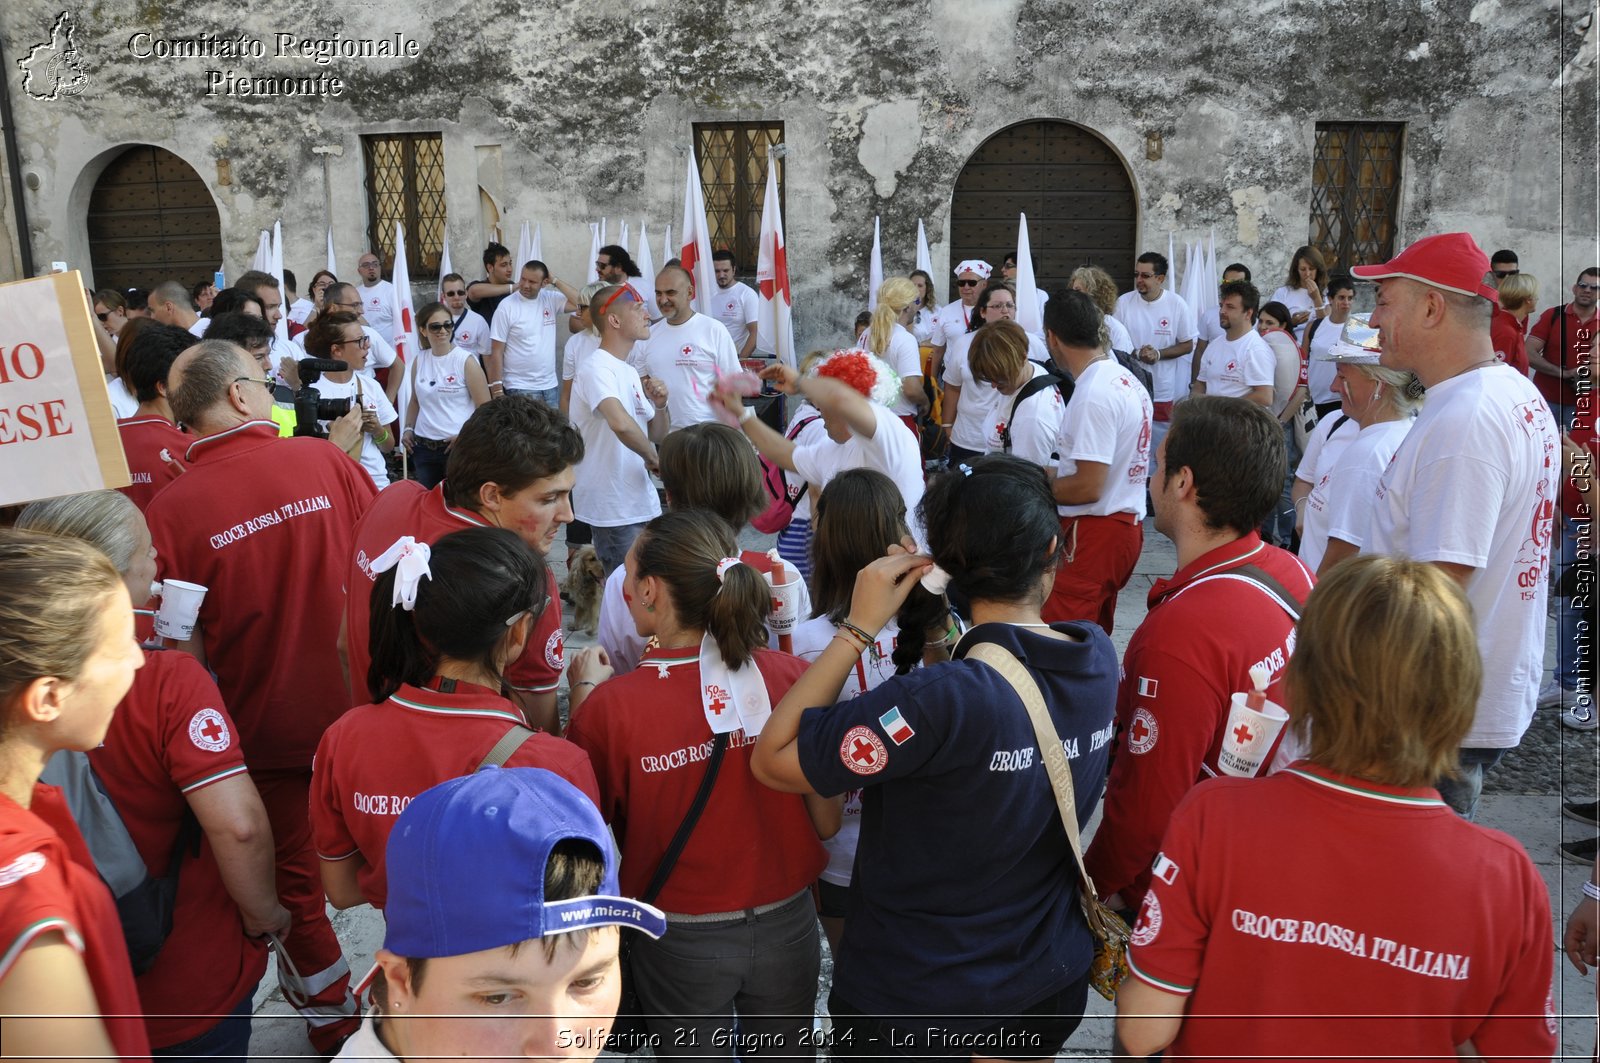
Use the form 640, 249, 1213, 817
153, 579, 208, 640
765, 564, 800, 635
1217, 691, 1290, 778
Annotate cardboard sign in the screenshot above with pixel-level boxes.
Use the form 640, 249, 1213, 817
0, 271, 130, 505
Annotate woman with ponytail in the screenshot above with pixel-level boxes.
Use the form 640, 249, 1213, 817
309, 526, 599, 911
790, 468, 952, 949
861, 276, 928, 434
567, 509, 833, 1062
752, 455, 1119, 1059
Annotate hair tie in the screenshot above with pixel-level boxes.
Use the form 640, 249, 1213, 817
958, 462, 975, 477
715, 557, 744, 583
370, 536, 433, 611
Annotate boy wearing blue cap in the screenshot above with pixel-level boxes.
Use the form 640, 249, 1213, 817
335, 767, 666, 1062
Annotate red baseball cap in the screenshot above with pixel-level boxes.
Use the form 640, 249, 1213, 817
1350, 233, 1501, 301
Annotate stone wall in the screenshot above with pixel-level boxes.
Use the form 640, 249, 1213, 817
2, 0, 1594, 344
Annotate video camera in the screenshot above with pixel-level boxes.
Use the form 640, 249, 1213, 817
292, 357, 352, 439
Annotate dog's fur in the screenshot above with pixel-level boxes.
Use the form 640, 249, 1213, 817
564, 545, 606, 635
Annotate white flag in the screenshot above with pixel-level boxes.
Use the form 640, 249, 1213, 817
663, 223, 672, 266
392, 222, 418, 450
587, 222, 601, 284
915, 219, 933, 276
326, 228, 337, 277
437, 237, 453, 301
251, 230, 272, 274
635, 220, 659, 320
679, 148, 718, 315
517, 222, 533, 272
269, 221, 288, 345
1014, 213, 1043, 338
1168, 232, 1177, 291
756, 159, 795, 367
868, 216, 883, 311
619, 220, 630, 249
531, 224, 543, 263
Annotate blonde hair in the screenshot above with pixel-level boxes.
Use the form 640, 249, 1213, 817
1497, 273, 1538, 314
15, 491, 141, 575
0, 530, 123, 712
1285, 555, 1479, 787
867, 277, 917, 357
1069, 266, 1119, 318
577, 281, 608, 336
968, 319, 1031, 387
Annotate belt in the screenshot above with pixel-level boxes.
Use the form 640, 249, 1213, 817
664, 888, 810, 925
413, 435, 449, 451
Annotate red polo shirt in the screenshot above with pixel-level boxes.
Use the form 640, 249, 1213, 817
1084, 534, 1314, 909
89, 649, 263, 1047
310, 680, 599, 908
1530, 303, 1598, 407
343, 481, 564, 705
144, 420, 377, 770
116, 416, 189, 511
1489, 306, 1529, 376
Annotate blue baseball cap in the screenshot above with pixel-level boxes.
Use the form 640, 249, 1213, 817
383, 767, 666, 958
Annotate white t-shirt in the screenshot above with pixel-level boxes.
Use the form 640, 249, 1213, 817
1304, 314, 1347, 405
988, 363, 1066, 469
409, 346, 479, 441
642, 313, 740, 429
1295, 408, 1359, 485
940, 330, 998, 452
1299, 417, 1412, 573
791, 403, 926, 547
786, 403, 831, 524
1055, 357, 1153, 519
188, 318, 210, 338
1105, 313, 1134, 354
331, 1015, 396, 1063
450, 307, 492, 357
106, 375, 138, 418
1114, 289, 1197, 403
710, 281, 758, 351
359, 280, 396, 341
1196, 329, 1275, 399
312, 375, 398, 489
792, 614, 902, 886
598, 557, 813, 676
859, 323, 924, 416
1363, 363, 1557, 748
1270, 284, 1323, 344
490, 288, 568, 391
286, 297, 314, 326
911, 307, 937, 345
931, 299, 976, 348
562, 331, 600, 382
570, 352, 662, 527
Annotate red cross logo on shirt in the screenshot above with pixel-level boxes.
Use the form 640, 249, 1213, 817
840, 725, 887, 775
1225, 360, 1237, 372
850, 737, 875, 762
1233, 722, 1254, 745
200, 716, 225, 743
1525, 407, 1537, 424
1159, 317, 1170, 328
681, 344, 694, 356
1131, 718, 1151, 744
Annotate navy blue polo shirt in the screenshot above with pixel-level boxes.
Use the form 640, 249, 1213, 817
796, 621, 1118, 1026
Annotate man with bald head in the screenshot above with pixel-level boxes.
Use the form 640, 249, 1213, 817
146, 280, 201, 333
1353, 233, 1558, 819
145, 339, 375, 1051
644, 264, 740, 429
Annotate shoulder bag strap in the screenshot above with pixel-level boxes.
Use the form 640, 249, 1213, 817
478, 724, 537, 770
640, 733, 729, 905
1227, 562, 1306, 620
964, 642, 1098, 902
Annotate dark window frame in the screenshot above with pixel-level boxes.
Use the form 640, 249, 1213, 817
1309, 122, 1405, 274
692, 122, 786, 279
361, 132, 446, 281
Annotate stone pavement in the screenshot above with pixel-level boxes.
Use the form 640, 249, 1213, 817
248, 527, 1600, 1060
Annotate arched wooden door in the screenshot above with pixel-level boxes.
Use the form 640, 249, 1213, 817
949, 121, 1137, 303
87, 146, 222, 292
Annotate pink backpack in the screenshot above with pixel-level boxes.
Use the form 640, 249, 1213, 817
751, 415, 821, 534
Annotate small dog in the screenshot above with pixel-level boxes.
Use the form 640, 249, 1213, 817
564, 545, 606, 635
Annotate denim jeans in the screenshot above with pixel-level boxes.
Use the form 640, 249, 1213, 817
506, 385, 561, 407
153, 988, 255, 1063
592, 522, 647, 575
409, 439, 449, 489
1436, 747, 1507, 821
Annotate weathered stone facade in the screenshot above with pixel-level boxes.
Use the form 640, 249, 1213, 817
2, 0, 1595, 349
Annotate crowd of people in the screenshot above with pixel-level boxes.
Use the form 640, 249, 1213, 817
0, 230, 1594, 1062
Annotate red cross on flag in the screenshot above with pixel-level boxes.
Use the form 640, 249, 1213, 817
679, 147, 719, 316
756, 155, 796, 366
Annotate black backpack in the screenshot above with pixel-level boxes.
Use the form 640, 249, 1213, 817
1112, 348, 1154, 396
1000, 362, 1074, 456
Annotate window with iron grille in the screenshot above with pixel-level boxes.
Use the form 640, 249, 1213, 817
693, 122, 784, 276
362, 133, 446, 280
1309, 122, 1404, 274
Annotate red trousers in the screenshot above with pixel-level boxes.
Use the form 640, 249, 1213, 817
1043, 513, 1143, 634
253, 768, 359, 1051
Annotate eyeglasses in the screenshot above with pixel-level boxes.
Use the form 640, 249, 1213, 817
597, 283, 644, 315
333, 335, 372, 348
956, 279, 981, 288
595, 260, 611, 269
1492, 269, 1520, 279
1578, 282, 1600, 292
443, 289, 466, 297
233, 376, 275, 395
425, 321, 454, 333
96, 311, 110, 321
1132, 271, 1157, 280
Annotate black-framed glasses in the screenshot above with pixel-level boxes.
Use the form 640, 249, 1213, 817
1492, 269, 1520, 279
442, 289, 467, 297
233, 376, 275, 395
333, 335, 372, 348
425, 321, 454, 333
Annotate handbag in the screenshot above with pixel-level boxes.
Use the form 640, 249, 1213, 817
965, 642, 1131, 1001
606, 732, 729, 1052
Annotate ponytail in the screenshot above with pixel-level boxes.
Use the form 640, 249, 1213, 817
634, 510, 768, 670
867, 277, 917, 356
366, 567, 438, 702
704, 562, 771, 670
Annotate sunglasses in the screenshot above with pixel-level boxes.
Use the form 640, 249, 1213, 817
425, 321, 454, 333
1492, 269, 1519, 278
1133, 271, 1158, 280
956, 279, 981, 288
1578, 282, 1600, 293
443, 289, 466, 297
597, 283, 644, 315
96, 311, 110, 321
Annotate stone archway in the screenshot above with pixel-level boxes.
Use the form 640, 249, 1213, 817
949, 119, 1138, 302
86, 145, 222, 292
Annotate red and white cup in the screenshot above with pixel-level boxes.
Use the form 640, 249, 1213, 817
153, 579, 208, 640
1217, 691, 1290, 778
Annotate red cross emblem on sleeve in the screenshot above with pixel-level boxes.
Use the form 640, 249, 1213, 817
840, 725, 888, 775
201, 716, 224, 743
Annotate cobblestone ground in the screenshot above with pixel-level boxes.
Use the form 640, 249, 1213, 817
249, 522, 1600, 1060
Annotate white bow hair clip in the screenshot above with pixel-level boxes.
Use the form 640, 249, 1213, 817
370, 536, 433, 611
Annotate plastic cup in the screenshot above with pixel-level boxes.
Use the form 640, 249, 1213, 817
765, 562, 800, 636
1216, 691, 1290, 778
153, 579, 208, 640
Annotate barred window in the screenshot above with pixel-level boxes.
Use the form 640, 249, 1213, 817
362, 133, 446, 280
1309, 122, 1404, 273
693, 122, 784, 276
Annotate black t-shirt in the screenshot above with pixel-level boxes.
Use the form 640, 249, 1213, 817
467, 279, 507, 328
